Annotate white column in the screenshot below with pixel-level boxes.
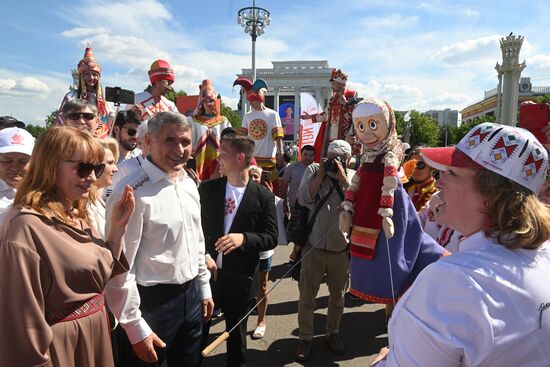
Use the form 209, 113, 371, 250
495, 70, 502, 121
294, 90, 301, 142
273, 87, 280, 112
240, 91, 247, 118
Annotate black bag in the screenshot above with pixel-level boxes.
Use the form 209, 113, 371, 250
286, 183, 337, 248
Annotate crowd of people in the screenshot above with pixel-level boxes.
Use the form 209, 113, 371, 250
0, 44, 549, 367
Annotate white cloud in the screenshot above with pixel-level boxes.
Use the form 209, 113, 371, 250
0, 76, 50, 95
360, 13, 419, 28
0, 79, 17, 91
431, 35, 501, 66
221, 96, 239, 110
528, 54, 550, 68
62, 27, 109, 38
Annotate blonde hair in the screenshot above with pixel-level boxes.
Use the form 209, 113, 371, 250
248, 165, 263, 176
97, 137, 120, 162
14, 126, 105, 224
475, 169, 550, 249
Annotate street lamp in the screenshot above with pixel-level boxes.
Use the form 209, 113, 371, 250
237, 0, 270, 82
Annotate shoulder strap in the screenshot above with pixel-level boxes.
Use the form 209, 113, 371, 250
307, 183, 336, 228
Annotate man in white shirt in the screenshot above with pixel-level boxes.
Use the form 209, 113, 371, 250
0, 127, 34, 213
106, 111, 213, 367
199, 134, 278, 367
129, 59, 179, 122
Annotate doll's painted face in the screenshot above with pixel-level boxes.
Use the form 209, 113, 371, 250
354, 112, 389, 147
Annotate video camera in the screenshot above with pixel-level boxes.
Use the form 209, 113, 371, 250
105, 87, 135, 106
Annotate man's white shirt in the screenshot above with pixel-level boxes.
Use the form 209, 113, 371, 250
105, 157, 211, 344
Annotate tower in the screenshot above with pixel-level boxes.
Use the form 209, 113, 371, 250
495, 34, 526, 126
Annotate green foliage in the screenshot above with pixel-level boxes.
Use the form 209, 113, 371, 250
398, 110, 441, 147
25, 110, 57, 138
220, 100, 241, 128
25, 124, 46, 138
449, 115, 496, 145
535, 95, 550, 105
165, 89, 187, 103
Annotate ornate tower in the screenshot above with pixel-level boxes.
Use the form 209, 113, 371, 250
495, 34, 526, 126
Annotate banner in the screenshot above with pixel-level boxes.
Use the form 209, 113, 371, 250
299, 92, 320, 153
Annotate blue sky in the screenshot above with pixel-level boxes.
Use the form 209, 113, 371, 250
2, 0, 550, 125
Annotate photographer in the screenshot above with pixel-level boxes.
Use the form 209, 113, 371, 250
294, 140, 354, 362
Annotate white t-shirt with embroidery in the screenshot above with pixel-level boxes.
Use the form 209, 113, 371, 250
242, 108, 282, 159
216, 182, 247, 269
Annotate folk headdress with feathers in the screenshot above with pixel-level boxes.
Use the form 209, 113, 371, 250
233, 77, 269, 103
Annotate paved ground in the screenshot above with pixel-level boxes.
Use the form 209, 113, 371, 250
202, 244, 388, 366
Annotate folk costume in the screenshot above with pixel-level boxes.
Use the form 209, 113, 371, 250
131, 60, 178, 122
234, 77, 284, 175
0, 208, 128, 367
309, 69, 354, 161
404, 177, 437, 213
340, 99, 447, 303
190, 80, 231, 180
57, 44, 112, 138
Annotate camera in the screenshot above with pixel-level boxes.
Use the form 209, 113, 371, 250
323, 156, 343, 173
105, 87, 135, 106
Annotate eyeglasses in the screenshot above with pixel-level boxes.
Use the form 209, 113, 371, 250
125, 127, 138, 137
65, 160, 105, 178
415, 161, 426, 170
66, 112, 96, 121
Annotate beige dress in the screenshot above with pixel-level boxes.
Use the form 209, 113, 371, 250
0, 208, 128, 367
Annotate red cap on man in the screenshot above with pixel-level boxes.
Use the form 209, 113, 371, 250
148, 59, 174, 84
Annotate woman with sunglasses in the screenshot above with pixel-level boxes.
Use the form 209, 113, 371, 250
403, 147, 437, 215
371, 123, 550, 366
0, 126, 134, 366
89, 138, 120, 240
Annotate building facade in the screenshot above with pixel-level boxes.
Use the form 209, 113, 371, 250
424, 109, 462, 127
461, 77, 550, 124
237, 60, 333, 141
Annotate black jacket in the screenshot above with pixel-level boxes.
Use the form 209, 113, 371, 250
199, 177, 278, 278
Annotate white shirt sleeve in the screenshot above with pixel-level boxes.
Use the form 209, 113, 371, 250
196, 214, 212, 300
377, 262, 494, 367
105, 187, 152, 345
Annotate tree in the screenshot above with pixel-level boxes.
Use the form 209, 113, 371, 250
25, 110, 57, 138
219, 99, 241, 128
164, 89, 187, 103
535, 95, 550, 105
450, 115, 496, 145
397, 110, 440, 147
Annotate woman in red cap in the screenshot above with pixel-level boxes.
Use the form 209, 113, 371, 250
371, 123, 550, 366
56, 44, 112, 137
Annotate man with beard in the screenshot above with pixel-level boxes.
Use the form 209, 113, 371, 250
113, 110, 142, 164
129, 59, 179, 122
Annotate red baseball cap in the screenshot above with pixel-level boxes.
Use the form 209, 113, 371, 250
420, 146, 483, 171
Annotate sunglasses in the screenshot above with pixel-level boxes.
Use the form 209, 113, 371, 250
415, 161, 426, 170
125, 127, 138, 137
66, 160, 105, 178
66, 112, 96, 121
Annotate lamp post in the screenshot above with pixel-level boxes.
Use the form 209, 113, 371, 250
237, 0, 270, 82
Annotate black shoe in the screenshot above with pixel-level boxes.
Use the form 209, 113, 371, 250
326, 334, 345, 355
295, 339, 312, 362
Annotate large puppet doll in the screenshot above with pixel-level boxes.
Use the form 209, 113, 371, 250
340, 98, 448, 304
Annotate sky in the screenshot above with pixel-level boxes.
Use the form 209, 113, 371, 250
2, 0, 550, 125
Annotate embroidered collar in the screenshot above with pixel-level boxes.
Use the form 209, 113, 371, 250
193, 114, 226, 128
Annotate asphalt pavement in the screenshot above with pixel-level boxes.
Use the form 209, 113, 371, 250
202, 244, 388, 367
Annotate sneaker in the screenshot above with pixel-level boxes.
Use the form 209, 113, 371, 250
326, 334, 345, 355
295, 339, 312, 362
